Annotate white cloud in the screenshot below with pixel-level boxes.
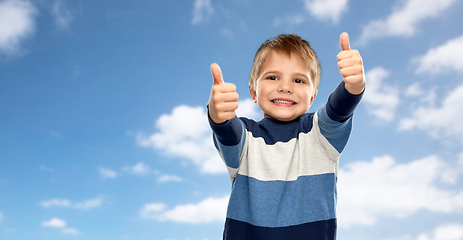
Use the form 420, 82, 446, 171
137, 105, 222, 174
0, 212, 3, 222
122, 162, 151, 176
73, 197, 102, 210
236, 98, 261, 121
382, 236, 416, 240
430, 223, 463, 240
191, 0, 213, 25
358, 0, 456, 44
157, 174, 183, 183
383, 223, 463, 240
42, 218, 66, 228
414, 34, 463, 74
99, 167, 117, 179
51, 0, 72, 30
404, 82, 437, 108
459, 152, 463, 171
101, 163, 158, 178
404, 82, 423, 97
40, 197, 102, 210
273, 14, 305, 27
362, 67, 400, 122
304, 0, 349, 23
337, 155, 463, 228
62, 228, 80, 235
0, 0, 37, 55
137, 101, 260, 174
41, 218, 81, 235
139, 196, 228, 224
40, 199, 71, 208
399, 84, 463, 144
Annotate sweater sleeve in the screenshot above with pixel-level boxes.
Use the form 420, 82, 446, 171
325, 81, 363, 122
316, 82, 363, 153
208, 115, 243, 146
208, 111, 246, 172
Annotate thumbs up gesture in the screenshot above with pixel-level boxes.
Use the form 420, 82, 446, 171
208, 63, 239, 124
337, 32, 366, 95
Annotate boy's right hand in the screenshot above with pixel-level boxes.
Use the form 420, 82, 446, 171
208, 63, 239, 124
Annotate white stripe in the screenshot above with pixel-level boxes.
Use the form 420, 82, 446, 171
225, 165, 239, 183
217, 150, 240, 183
238, 112, 341, 181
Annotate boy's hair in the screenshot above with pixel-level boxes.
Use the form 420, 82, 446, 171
249, 34, 321, 93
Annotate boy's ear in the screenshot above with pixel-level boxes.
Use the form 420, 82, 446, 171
249, 85, 257, 103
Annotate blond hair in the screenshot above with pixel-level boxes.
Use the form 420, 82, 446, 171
249, 34, 321, 92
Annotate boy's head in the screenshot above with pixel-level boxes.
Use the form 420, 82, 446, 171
249, 34, 322, 122
249, 34, 321, 94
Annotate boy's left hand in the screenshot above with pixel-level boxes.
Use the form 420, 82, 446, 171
337, 32, 366, 95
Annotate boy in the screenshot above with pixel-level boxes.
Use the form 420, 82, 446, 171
208, 32, 365, 240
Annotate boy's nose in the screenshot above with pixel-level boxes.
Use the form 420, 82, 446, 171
277, 80, 293, 93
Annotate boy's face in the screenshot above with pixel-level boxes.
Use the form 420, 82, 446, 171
250, 51, 316, 122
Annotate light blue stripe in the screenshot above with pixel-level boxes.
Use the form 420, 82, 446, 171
213, 121, 246, 169
317, 107, 352, 153
227, 173, 337, 228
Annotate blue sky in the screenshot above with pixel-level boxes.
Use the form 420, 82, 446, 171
1, 0, 463, 239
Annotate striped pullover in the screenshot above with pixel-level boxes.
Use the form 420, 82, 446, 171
209, 82, 363, 240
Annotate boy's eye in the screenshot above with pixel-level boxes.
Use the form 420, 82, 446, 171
268, 76, 278, 80
294, 79, 304, 84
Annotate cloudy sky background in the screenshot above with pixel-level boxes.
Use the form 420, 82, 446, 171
1, 0, 463, 239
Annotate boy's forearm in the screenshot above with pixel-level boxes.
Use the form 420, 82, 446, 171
325, 82, 363, 122
208, 112, 243, 146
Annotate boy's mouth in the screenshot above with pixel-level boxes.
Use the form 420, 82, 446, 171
271, 99, 296, 105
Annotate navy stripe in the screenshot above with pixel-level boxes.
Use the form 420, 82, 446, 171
223, 217, 337, 240
240, 113, 314, 145
227, 174, 337, 227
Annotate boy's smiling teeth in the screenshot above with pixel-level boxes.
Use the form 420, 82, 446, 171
272, 99, 295, 105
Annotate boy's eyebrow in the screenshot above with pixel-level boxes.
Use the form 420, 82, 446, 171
261, 70, 281, 75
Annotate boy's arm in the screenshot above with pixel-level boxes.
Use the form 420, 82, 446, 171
315, 32, 365, 153
324, 81, 363, 123
207, 63, 244, 170
208, 111, 245, 173
316, 82, 362, 155
208, 113, 243, 147
327, 31, 365, 122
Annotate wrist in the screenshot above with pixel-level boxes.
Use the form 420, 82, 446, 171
344, 81, 365, 95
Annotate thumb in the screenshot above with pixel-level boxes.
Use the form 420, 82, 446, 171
340, 32, 351, 51
210, 63, 224, 85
